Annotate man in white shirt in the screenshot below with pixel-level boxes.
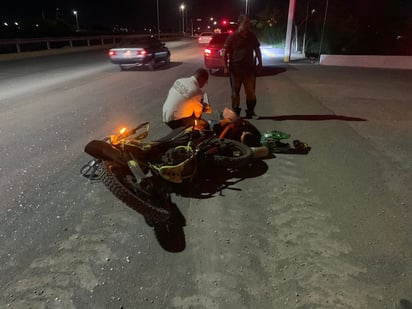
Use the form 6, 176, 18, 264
162, 68, 211, 129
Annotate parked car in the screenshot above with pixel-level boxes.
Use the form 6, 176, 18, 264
198, 32, 213, 45
108, 36, 170, 71
203, 32, 230, 74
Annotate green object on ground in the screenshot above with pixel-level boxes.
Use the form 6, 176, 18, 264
260, 130, 291, 147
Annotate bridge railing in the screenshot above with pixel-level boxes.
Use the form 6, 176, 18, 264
0, 33, 182, 54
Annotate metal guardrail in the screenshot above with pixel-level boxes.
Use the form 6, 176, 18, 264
0, 33, 182, 54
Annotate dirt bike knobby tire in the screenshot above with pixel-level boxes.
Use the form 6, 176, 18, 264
209, 138, 253, 168
101, 161, 170, 223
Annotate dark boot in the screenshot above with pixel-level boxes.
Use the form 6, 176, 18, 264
231, 95, 241, 116
232, 107, 241, 116
245, 100, 258, 119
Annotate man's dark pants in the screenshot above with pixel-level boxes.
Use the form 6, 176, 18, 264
229, 71, 257, 117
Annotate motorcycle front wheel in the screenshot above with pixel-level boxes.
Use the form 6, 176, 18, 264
101, 161, 171, 224
207, 138, 253, 168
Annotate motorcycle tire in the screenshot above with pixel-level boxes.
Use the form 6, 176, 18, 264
101, 161, 170, 223
208, 138, 253, 168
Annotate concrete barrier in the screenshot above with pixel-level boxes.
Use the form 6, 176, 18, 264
0, 45, 112, 62
0, 39, 192, 62
320, 54, 412, 70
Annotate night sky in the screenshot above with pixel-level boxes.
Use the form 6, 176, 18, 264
1, 0, 411, 33
1, 0, 268, 31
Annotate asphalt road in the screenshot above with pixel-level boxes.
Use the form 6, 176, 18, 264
0, 40, 411, 309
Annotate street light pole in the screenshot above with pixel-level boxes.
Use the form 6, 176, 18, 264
318, 0, 329, 58
73, 10, 79, 32
156, 0, 160, 37
245, 0, 249, 15
180, 4, 185, 35
302, 0, 310, 55
284, 0, 296, 62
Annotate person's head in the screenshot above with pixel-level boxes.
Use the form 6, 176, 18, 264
237, 15, 251, 33
222, 107, 240, 122
193, 68, 209, 88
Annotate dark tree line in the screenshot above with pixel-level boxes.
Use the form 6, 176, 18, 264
252, 0, 412, 56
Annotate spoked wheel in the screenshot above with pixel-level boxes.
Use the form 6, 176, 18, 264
205, 138, 253, 168
101, 161, 170, 223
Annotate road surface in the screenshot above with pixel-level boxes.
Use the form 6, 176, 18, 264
0, 40, 411, 308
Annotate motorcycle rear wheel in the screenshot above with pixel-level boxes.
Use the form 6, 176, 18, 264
208, 138, 253, 168
101, 161, 170, 223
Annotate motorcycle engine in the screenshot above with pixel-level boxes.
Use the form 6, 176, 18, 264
162, 147, 193, 165
157, 146, 196, 183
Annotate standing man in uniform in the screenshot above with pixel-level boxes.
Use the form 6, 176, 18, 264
222, 15, 262, 119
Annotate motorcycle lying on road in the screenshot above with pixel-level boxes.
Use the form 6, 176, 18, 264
80, 122, 253, 225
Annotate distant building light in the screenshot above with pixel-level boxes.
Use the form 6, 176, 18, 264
14, 22, 19, 26
3, 22, 8, 26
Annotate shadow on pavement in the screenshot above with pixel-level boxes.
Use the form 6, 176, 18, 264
120, 61, 182, 72
210, 65, 287, 78
396, 299, 412, 309
257, 66, 287, 77
153, 202, 187, 253
151, 159, 269, 252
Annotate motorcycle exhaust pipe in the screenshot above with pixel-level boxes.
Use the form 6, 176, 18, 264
84, 140, 125, 165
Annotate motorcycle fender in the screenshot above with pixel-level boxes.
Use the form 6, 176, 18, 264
84, 140, 124, 164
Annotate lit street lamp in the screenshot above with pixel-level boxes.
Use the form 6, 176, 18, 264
73, 10, 79, 32
180, 4, 185, 35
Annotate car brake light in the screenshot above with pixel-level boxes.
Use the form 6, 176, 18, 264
138, 50, 147, 56
109, 50, 116, 56
204, 48, 212, 56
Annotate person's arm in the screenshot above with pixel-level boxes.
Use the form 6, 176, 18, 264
222, 48, 229, 74
203, 103, 212, 114
255, 46, 263, 72
201, 92, 212, 114
192, 95, 210, 118
222, 36, 232, 75
193, 103, 203, 118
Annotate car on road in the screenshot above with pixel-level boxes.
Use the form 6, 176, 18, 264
203, 32, 230, 74
198, 32, 213, 45
108, 36, 170, 71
